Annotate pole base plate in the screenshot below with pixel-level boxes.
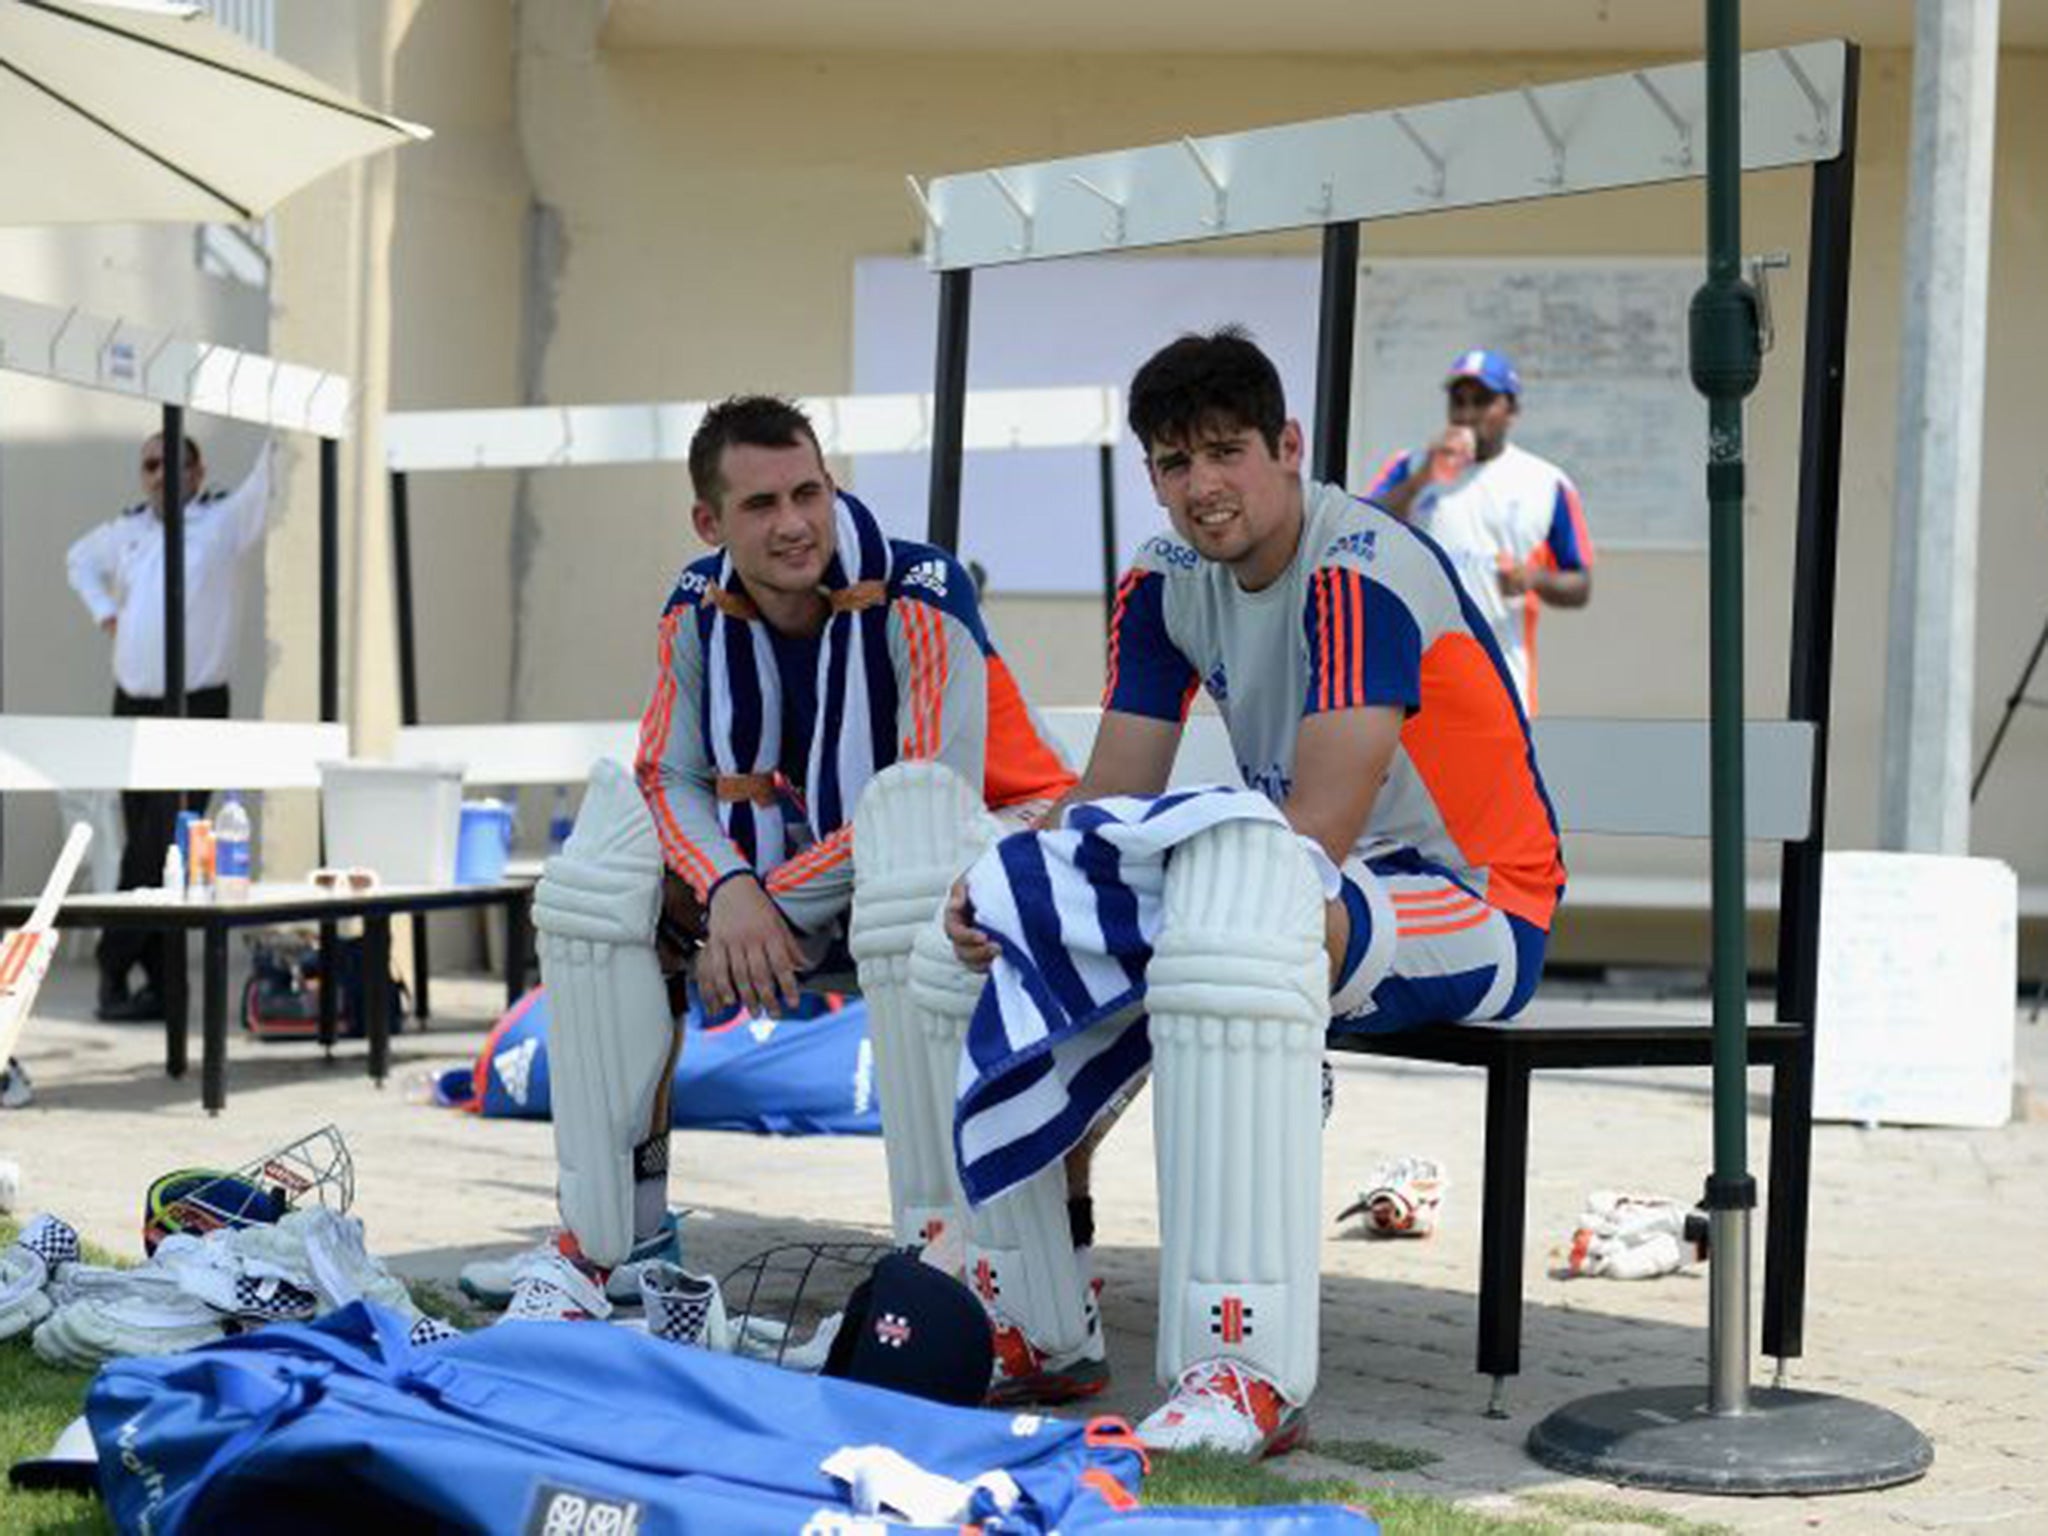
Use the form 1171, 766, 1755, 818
1527, 1384, 1931, 1495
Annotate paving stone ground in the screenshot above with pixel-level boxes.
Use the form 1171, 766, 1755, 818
4, 958, 2043, 1533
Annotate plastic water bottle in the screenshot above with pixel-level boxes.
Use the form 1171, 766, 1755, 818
161, 841, 185, 901
214, 793, 252, 904
548, 786, 574, 854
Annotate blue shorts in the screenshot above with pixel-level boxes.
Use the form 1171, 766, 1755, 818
1327, 847, 1547, 1034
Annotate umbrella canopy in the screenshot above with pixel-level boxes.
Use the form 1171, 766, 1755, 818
0, 0, 429, 225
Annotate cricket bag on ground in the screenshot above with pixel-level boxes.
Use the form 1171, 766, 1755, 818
86, 1302, 1376, 1535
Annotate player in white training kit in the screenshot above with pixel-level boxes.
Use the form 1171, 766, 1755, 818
1366, 349, 1593, 714
487, 396, 1074, 1322
941, 330, 1566, 1454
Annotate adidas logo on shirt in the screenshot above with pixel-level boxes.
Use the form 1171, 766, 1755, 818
902, 558, 949, 598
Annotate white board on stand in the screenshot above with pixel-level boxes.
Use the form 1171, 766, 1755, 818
1351, 258, 1706, 549
1813, 851, 2017, 1129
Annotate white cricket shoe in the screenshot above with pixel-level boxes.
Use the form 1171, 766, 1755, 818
461, 1211, 680, 1310
1137, 1358, 1307, 1458
497, 1247, 613, 1324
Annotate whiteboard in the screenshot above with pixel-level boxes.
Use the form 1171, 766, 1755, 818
1813, 851, 2017, 1129
852, 255, 1319, 595
1350, 258, 1708, 550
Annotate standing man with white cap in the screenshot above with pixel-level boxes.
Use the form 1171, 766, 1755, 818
1367, 349, 1594, 714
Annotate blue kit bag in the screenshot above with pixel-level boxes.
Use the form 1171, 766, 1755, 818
86, 1303, 1377, 1535
439, 987, 880, 1136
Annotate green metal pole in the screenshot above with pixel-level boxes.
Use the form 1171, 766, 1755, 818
1692, 0, 1763, 1415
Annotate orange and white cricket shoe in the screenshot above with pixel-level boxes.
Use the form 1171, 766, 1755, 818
1136, 1358, 1307, 1458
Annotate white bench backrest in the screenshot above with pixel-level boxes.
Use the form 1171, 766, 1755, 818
384, 710, 1814, 844
0, 715, 348, 792
1040, 707, 1814, 843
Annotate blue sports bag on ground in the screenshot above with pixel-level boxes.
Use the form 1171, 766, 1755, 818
86, 1303, 1376, 1535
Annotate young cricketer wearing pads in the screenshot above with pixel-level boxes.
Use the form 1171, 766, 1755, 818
942, 329, 1565, 1453
498, 396, 1074, 1322
1366, 349, 1594, 713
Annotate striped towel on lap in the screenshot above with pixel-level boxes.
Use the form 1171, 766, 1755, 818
954, 786, 1337, 1205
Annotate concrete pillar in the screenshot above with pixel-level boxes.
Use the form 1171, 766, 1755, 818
267, 2, 418, 878
1879, 0, 2002, 853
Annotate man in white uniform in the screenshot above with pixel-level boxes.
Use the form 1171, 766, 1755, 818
65, 433, 271, 1020
1366, 349, 1593, 713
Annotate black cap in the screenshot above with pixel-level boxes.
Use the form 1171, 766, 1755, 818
821, 1252, 994, 1408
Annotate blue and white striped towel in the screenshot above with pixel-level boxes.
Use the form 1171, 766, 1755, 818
954, 786, 1339, 1205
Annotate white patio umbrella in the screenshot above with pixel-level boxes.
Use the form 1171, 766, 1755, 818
0, 0, 429, 225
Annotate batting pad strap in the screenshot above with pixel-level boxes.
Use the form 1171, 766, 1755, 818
1150, 819, 1329, 1404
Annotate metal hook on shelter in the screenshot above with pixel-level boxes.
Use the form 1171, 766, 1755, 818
183, 342, 212, 397
1518, 84, 1567, 189
1179, 137, 1228, 229
224, 349, 249, 415
1391, 112, 1447, 201
1068, 174, 1127, 245
1776, 49, 1833, 148
302, 372, 331, 435
1632, 70, 1693, 169
985, 169, 1034, 254
46, 304, 80, 374
904, 175, 942, 262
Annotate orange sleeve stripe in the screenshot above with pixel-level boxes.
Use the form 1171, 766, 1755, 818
633, 610, 727, 896
1315, 570, 1334, 711
1348, 569, 1368, 703
1390, 882, 1477, 904
1103, 570, 1145, 706
767, 846, 852, 895
930, 605, 949, 756
898, 600, 949, 760
1398, 907, 1496, 939
766, 828, 854, 893
1390, 888, 1484, 914
896, 599, 925, 758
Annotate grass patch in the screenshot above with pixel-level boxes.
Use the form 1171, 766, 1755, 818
1141, 1450, 1740, 1535
0, 1217, 115, 1535
405, 1278, 483, 1331
1143, 1450, 1561, 1534
1312, 1437, 1442, 1474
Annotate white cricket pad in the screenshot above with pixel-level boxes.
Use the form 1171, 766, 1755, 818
908, 904, 1091, 1356
961, 1162, 1090, 1358
1147, 819, 1329, 1404
850, 761, 1000, 1252
533, 759, 674, 1269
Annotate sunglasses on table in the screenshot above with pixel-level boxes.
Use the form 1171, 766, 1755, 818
309, 867, 380, 895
